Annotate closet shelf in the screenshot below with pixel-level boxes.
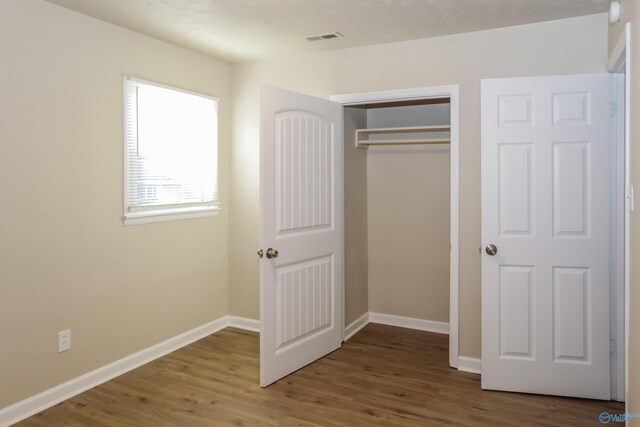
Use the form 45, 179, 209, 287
358, 138, 451, 146
355, 125, 451, 148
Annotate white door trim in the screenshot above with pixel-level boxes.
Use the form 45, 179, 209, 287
608, 22, 631, 404
331, 84, 460, 369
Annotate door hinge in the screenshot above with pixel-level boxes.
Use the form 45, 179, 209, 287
610, 338, 616, 355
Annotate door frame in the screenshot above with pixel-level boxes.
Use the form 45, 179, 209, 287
607, 22, 631, 403
331, 85, 460, 368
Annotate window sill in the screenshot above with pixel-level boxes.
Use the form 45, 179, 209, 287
123, 205, 221, 225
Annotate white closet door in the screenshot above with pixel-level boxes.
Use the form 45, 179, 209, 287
260, 86, 344, 387
481, 74, 611, 399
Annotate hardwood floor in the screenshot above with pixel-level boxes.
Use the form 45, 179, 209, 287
17, 324, 623, 426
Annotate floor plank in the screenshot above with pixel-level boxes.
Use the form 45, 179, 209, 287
16, 324, 623, 426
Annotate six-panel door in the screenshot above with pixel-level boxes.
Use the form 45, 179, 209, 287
481, 74, 611, 399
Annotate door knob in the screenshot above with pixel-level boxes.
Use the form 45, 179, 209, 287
485, 244, 498, 256
266, 248, 279, 259
257, 249, 264, 258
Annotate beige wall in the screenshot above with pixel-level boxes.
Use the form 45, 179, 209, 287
343, 108, 369, 325
367, 145, 450, 321
609, 1, 640, 418
229, 14, 609, 359
366, 104, 450, 322
0, 0, 230, 408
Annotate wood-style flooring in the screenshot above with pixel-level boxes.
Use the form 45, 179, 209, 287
18, 324, 623, 426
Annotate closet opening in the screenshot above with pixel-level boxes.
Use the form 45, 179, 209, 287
333, 86, 461, 370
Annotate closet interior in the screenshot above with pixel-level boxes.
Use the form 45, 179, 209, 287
344, 97, 452, 328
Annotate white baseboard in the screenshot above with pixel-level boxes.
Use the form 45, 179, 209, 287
457, 356, 482, 375
227, 316, 260, 332
0, 315, 258, 427
343, 312, 370, 341
368, 312, 449, 335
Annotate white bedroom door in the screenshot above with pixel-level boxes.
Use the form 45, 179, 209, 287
259, 86, 344, 387
481, 74, 611, 399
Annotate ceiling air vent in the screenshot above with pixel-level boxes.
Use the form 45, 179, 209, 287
306, 32, 344, 42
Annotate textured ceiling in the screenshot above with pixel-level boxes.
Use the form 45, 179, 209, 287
45, 0, 609, 63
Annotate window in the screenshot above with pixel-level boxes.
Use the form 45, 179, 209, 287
124, 77, 219, 224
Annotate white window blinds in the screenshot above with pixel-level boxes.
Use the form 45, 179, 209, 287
124, 77, 219, 220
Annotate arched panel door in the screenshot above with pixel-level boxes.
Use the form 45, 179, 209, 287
260, 86, 343, 387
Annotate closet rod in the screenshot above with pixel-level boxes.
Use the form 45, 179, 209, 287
355, 125, 451, 148
356, 125, 450, 134
357, 138, 451, 146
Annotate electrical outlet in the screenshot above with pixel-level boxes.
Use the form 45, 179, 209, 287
58, 329, 71, 353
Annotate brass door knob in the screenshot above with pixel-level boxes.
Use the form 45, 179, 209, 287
266, 248, 279, 259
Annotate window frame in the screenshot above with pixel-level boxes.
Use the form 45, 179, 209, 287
122, 76, 221, 225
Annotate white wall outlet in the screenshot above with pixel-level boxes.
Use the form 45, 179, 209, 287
58, 329, 71, 353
